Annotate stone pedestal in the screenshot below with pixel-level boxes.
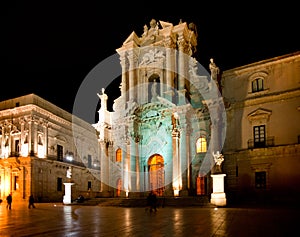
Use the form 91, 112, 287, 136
210, 174, 227, 206
63, 182, 75, 204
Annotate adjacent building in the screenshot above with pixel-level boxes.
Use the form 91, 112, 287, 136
222, 51, 300, 203
0, 94, 101, 202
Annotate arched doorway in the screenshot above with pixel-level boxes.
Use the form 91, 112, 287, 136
148, 154, 164, 196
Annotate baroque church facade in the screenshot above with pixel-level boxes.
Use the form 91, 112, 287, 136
92, 19, 224, 198
0, 18, 299, 204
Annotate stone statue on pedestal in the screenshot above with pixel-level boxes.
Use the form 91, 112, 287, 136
212, 151, 224, 173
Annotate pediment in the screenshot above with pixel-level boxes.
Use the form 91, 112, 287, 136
122, 31, 140, 45
159, 20, 173, 28
247, 108, 272, 122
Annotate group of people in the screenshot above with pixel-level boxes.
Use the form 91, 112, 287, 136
0, 193, 36, 209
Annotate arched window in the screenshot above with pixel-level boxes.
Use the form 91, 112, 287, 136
116, 148, 122, 162
252, 78, 264, 92
196, 136, 207, 153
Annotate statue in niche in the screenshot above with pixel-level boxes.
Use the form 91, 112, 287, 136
212, 151, 224, 173
209, 58, 220, 88
151, 79, 158, 102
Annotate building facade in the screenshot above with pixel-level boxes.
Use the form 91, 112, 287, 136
221, 51, 300, 203
93, 19, 225, 198
0, 94, 101, 202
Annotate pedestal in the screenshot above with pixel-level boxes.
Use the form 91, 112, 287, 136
63, 182, 75, 204
210, 174, 227, 206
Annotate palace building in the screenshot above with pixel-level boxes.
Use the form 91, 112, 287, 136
0, 94, 101, 202
0, 18, 299, 204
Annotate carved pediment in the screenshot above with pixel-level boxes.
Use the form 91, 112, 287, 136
247, 108, 272, 122
122, 31, 140, 46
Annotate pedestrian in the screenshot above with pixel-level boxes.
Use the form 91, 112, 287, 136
6, 193, 12, 210
28, 195, 36, 209
146, 191, 157, 213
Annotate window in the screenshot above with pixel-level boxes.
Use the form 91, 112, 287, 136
196, 137, 207, 153
253, 125, 265, 148
57, 177, 63, 191
14, 176, 19, 190
116, 148, 122, 162
57, 145, 63, 161
252, 78, 264, 92
255, 171, 266, 189
88, 181, 92, 191
87, 155, 92, 168
38, 135, 43, 145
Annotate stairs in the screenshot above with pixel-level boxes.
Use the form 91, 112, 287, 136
77, 196, 213, 207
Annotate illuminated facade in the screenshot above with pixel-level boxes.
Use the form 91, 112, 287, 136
221, 52, 300, 203
93, 19, 224, 198
0, 94, 100, 202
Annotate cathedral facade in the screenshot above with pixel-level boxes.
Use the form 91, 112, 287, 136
92, 19, 224, 198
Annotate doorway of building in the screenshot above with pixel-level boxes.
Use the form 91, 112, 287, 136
148, 154, 164, 196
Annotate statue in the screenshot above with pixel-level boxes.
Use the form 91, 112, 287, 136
212, 151, 224, 173
142, 24, 148, 38
209, 58, 220, 87
97, 88, 108, 110
66, 166, 72, 179
171, 112, 180, 130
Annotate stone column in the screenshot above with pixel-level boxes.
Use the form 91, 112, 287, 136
177, 36, 187, 105
128, 50, 137, 102
43, 122, 48, 157
172, 128, 181, 196
164, 39, 175, 102
135, 138, 140, 192
119, 51, 127, 98
100, 141, 110, 196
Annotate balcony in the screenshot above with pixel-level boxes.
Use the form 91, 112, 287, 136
248, 136, 275, 149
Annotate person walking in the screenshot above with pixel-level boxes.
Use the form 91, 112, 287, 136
28, 195, 36, 209
147, 191, 157, 213
6, 193, 12, 210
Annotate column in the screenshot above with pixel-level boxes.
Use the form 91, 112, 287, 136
135, 138, 140, 192
128, 50, 137, 102
164, 39, 175, 102
100, 141, 110, 196
177, 36, 187, 105
172, 129, 181, 196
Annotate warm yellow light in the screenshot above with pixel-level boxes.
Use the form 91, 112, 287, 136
174, 189, 179, 196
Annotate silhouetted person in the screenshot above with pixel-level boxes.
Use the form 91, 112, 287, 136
6, 194, 12, 209
147, 191, 157, 213
28, 195, 36, 209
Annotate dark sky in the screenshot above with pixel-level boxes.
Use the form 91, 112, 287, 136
3, 1, 299, 120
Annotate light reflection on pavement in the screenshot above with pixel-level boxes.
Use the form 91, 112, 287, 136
0, 202, 298, 237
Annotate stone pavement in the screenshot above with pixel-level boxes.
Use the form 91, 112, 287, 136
0, 201, 298, 237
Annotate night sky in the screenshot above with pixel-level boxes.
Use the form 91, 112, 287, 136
3, 1, 299, 121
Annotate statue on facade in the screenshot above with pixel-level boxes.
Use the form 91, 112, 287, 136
66, 166, 72, 179
209, 58, 220, 88
171, 112, 180, 130
212, 151, 224, 173
97, 88, 108, 110
151, 79, 158, 102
